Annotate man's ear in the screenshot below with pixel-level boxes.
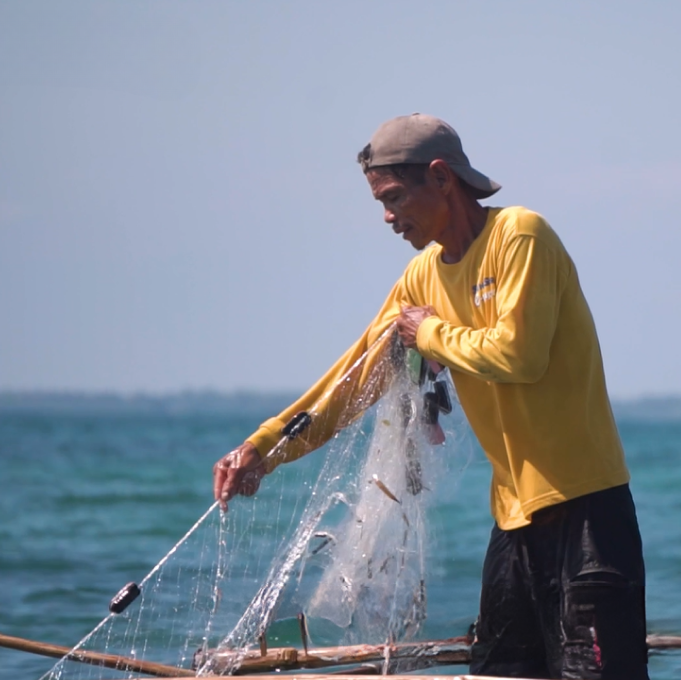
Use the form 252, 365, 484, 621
429, 159, 454, 192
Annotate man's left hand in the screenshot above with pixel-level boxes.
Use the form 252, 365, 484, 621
213, 442, 265, 512
396, 305, 437, 348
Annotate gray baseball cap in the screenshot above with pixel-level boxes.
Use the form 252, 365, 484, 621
359, 113, 501, 199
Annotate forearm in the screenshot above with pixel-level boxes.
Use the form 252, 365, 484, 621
416, 316, 550, 384
247, 325, 398, 472
414, 232, 567, 384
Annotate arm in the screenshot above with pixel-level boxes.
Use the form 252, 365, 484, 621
213, 278, 413, 509
414, 234, 568, 383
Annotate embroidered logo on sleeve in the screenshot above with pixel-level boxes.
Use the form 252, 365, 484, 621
472, 277, 496, 307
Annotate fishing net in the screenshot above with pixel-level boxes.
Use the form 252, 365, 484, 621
40, 329, 475, 679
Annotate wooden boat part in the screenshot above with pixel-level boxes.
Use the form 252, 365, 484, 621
2, 630, 680, 678
125, 674, 614, 680
200, 633, 681, 675
198, 636, 472, 674
646, 634, 681, 650
0, 632, 195, 677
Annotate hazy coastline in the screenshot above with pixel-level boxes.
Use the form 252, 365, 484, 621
1, 390, 681, 422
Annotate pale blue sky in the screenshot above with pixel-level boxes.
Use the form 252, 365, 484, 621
1, 1, 680, 398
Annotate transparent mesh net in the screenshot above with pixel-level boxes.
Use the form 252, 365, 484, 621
41, 332, 474, 679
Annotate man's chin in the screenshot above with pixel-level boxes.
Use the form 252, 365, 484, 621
400, 230, 428, 251
408, 237, 433, 252
407, 238, 427, 251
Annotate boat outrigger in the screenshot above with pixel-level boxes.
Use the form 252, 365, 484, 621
3, 630, 681, 679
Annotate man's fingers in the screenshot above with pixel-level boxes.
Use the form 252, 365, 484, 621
238, 470, 262, 497
221, 466, 247, 506
213, 457, 231, 502
395, 304, 437, 349
213, 443, 264, 510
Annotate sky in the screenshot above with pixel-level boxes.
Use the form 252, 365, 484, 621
0, 1, 680, 399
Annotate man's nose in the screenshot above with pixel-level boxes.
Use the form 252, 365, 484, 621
384, 208, 396, 224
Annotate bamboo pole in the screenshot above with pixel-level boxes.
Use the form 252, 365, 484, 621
2, 630, 680, 679
200, 636, 471, 675
198, 633, 681, 675
122, 675, 601, 680
199, 633, 681, 675
647, 634, 681, 649
0, 632, 194, 678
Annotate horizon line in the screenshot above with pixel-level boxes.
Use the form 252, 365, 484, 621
1, 388, 680, 403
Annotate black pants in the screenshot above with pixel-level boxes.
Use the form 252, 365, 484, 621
470, 485, 649, 679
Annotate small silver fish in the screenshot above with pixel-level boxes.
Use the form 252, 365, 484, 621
311, 531, 336, 555
371, 474, 401, 504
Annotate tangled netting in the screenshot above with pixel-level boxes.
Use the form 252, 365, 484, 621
42, 331, 474, 679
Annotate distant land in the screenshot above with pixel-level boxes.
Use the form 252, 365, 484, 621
0, 390, 298, 417
611, 395, 681, 422
1, 390, 681, 422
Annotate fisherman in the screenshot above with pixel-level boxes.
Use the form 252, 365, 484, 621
213, 114, 648, 680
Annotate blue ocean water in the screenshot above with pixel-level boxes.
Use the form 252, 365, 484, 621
1, 404, 680, 679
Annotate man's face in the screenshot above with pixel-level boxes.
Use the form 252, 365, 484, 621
366, 168, 450, 251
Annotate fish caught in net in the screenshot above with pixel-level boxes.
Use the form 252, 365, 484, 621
41, 329, 474, 679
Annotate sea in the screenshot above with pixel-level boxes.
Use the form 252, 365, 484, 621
1, 393, 680, 680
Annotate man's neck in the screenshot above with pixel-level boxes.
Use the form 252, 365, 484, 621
440, 202, 489, 264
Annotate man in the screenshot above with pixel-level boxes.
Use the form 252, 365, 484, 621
213, 114, 648, 679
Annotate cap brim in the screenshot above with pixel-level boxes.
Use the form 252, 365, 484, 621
450, 164, 501, 199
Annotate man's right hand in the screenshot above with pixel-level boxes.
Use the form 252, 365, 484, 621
212, 442, 265, 512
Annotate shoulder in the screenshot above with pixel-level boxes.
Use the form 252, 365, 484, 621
402, 243, 440, 278
491, 206, 566, 252
393, 245, 440, 301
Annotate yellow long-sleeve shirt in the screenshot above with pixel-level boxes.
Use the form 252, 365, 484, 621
247, 206, 629, 530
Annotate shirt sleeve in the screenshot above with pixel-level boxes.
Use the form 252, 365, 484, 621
246, 276, 413, 473
415, 234, 568, 384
